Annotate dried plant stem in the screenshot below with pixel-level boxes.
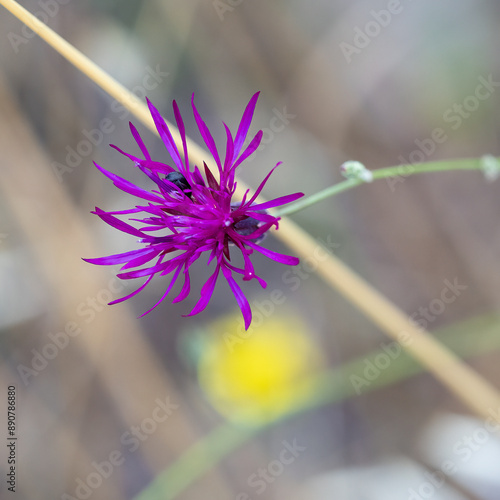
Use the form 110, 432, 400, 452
3, 0, 500, 423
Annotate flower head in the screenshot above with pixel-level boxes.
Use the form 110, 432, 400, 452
84, 93, 303, 329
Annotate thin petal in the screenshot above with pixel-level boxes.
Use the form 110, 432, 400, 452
129, 122, 151, 159
191, 94, 223, 176
111, 144, 175, 174
109, 144, 143, 164
223, 123, 235, 175
83, 247, 154, 266
93, 162, 165, 203
98, 207, 144, 215
243, 162, 281, 207
139, 264, 183, 317
109, 275, 154, 305
120, 249, 162, 270
221, 265, 252, 330
146, 98, 184, 171
245, 240, 300, 266
173, 100, 189, 173
233, 92, 260, 158
93, 208, 145, 238
118, 259, 173, 279
225, 260, 268, 288
172, 267, 191, 303
247, 192, 304, 211
139, 160, 175, 175
243, 212, 277, 222
183, 264, 220, 317
191, 166, 205, 187
231, 130, 263, 171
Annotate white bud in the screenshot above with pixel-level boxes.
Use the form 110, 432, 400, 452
480, 155, 500, 183
340, 161, 373, 183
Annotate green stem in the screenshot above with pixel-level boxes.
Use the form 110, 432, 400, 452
133, 313, 500, 500
275, 157, 495, 217
134, 424, 259, 500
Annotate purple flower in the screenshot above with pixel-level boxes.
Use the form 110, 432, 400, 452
84, 93, 303, 329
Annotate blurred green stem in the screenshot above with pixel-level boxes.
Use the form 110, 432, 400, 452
134, 313, 500, 500
275, 157, 499, 217
134, 424, 259, 500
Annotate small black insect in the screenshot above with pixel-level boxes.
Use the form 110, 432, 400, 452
165, 171, 192, 198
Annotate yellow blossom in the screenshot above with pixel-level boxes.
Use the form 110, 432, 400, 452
197, 312, 323, 425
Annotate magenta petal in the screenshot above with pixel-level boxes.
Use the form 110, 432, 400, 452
247, 192, 304, 211
129, 122, 151, 160
120, 249, 162, 270
244, 162, 280, 207
93, 208, 145, 238
223, 123, 235, 184
109, 275, 154, 305
225, 259, 268, 289
110, 144, 143, 164
140, 160, 176, 175
172, 267, 191, 303
173, 100, 189, 173
146, 98, 184, 171
98, 207, 144, 215
159, 255, 190, 276
191, 95, 223, 175
93, 162, 165, 203
250, 274, 267, 288
231, 130, 263, 171
139, 264, 183, 317
111, 144, 174, 174
221, 265, 252, 330
245, 240, 300, 266
191, 166, 205, 186
83, 247, 154, 266
118, 261, 169, 279
233, 92, 260, 158
223, 240, 268, 288
183, 265, 220, 317
244, 212, 277, 222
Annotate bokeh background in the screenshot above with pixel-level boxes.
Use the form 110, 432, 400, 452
1, 0, 500, 499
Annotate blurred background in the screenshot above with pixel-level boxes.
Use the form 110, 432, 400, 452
1, 0, 500, 499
